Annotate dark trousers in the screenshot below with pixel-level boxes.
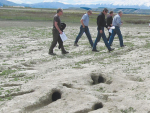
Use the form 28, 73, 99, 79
49, 29, 65, 53
93, 27, 111, 50
75, 25, 93, 47
107, 32, 111, 41
109, 26, 123, 47
58, 36, 63, 49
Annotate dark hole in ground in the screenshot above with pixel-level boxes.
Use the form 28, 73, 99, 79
91, 75, 106, 85
93, 103, 103, 110
52, 91, 61, 101
25, 90, 62, 112
98, 76, 105, 83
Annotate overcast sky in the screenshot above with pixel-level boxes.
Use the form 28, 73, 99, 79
7, 0, 112, 4
7, 0, 150, 6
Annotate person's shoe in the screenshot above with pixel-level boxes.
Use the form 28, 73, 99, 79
62, 51, 69, 54
48, 49, 56, 55
74, 43, 79, 46
108, 48, 115, 52
49, 52, 56, 55
92, 49, 99, 52
121, 45, 126, 47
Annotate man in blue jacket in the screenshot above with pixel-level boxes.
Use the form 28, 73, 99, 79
109, 11, 126, 47
74, 10, 93, 47
92, 8, 114, 52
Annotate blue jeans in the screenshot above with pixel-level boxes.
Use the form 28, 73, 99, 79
93, 27, 111, 50
109, 26, 123, 47
75, 25, 93, 47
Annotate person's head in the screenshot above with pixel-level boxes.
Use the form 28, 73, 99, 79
118, 10, 123, 17
103, 8, 108, 15
57, 8, 63, 16
87, 10, 92, 15
109, 11, 113, 16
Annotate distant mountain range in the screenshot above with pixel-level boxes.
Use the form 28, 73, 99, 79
0, 0, 18, 6
0, 0, 150, 9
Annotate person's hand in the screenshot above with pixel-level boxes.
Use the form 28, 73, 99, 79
100, 30, 103, 34
82, 25, 85, 28
59, 30, 63, 34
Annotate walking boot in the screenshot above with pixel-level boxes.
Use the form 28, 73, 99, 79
121, 45, 126, 47
61, 45, 69, 54
74, 42, 79, 46
92, 49, 99, 52
62, 51, 69, 54
48, 49, 56, 55
108, 48, 115, 52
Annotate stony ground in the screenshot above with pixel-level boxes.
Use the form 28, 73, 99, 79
0, 21, 150, 113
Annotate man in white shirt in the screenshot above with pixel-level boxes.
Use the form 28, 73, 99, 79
109, 11, 126, 47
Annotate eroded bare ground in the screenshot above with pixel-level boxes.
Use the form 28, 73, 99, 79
0, 21, 150, 113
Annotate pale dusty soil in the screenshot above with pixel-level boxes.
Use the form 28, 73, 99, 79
0, 21, 150, 113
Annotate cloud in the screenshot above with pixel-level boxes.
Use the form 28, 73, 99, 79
7, 0, 23, 4
43, 0, 55, 2
6, 0, 150, 6
7, 0, 44, 4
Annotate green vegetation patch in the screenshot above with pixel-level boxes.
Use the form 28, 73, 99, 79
121, 107, 136, 113
0, 69, 17, 76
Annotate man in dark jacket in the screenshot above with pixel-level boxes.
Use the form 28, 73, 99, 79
92, 8, 114, 52
106, 11, 113, 41
49, 8, 69, 55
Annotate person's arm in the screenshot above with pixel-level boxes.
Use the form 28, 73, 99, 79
81, 14, 87, 28
105, 20, 108, 29
54, 21, 62, 34
110, 16, 113, 26
97, 15, 103, 34
104, 17, 108, 29
97, 15, 102, 30
107, 17, 110, 27
107, 16, 113, 27
116, 17, 122, 27
80, 19, 85, 28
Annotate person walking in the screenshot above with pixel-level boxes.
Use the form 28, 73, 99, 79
106, 11, 113, 41
74, 10, 93, 47
92, 8, 114, 52
49, 8, 69, 55
109, 11, 126, 47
